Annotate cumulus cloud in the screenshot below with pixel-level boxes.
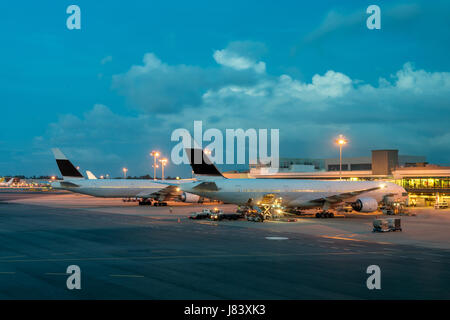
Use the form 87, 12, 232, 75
112, 41, 268, 113
158, 61, 450, 161
37, 45, 450, 176
214, 50, 266, 73
213, 41, 266, 73
393, 62, 450, 92
213, 43, 266, 73
112, 53, 210, 113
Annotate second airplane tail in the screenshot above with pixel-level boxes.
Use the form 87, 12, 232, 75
185, 148, 225, 179
86, 170, 98, 180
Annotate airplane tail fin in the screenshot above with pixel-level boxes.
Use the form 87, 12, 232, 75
185, 148, 225, 179
51, 148, 84, 180
6, 178, 14, 186
86, 170, 98, 180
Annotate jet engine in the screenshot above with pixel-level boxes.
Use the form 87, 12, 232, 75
351, 197, 379, 212
180, 192, 203, 203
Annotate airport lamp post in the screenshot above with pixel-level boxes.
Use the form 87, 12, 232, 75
122, 167, 128, 179
335, 135, 348, 181
159, 158, 167, 180
150, 151, 160, 180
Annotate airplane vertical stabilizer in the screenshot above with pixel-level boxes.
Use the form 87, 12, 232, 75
51, 148, 84, 180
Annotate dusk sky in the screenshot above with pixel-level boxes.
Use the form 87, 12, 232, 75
1, 0, 450, 178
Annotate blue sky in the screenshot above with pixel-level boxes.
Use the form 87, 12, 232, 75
1, 0, 450, 177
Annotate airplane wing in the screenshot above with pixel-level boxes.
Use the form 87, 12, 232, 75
60, 181, 80, 188
192, 181, 220, 191
136, 185, 182, 201
308, 186, 382, 205
155, 185, 183, 201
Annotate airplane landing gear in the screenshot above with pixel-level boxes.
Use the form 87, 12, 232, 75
315, 211, 334, 218
153, 201, 168, 206
138, 199, 153, 206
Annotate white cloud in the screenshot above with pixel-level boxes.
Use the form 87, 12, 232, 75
213, 49, 266, 73
393, 62, 450, 93
112, 53, 211, 112
157, 62, 450, 162
36, 49, 450, 175
112, 44, 266, 113
273, 70, 352, 101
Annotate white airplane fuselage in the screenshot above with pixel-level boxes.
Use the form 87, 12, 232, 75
179, 179, 407, 208
51, 179, 170, 198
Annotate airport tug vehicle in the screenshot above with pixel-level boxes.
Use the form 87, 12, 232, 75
189, 208, 242, 221
189, 209, 212, 220
209, 209, 241, 221
373, 218, 402, 232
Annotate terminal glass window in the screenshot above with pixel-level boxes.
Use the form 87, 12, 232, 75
402, 177, 450, 190
350, 163, 372, 170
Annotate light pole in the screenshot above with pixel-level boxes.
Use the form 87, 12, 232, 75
150, 151, 160, 180
122, 167, 128, 179
159, 158, 167, 180
335, 135, 348, 181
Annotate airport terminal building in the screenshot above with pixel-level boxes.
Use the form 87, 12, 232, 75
225, 150, 450, 207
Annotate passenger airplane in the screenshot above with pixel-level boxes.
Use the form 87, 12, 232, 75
169, 148, 408, 218
0, 178, 14, 187
50, 148, 203, 204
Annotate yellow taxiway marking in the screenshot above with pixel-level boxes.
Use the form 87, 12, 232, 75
0, 251, 386, 264
109, 274, 145, 278
321, 235, 391, 245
